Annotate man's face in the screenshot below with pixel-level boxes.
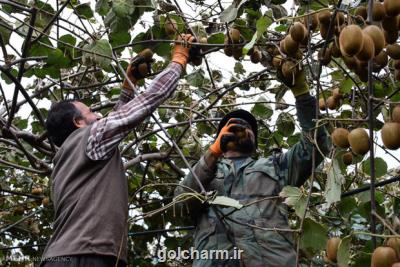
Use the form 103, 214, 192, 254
72, 101, 102, 128
222, 118, 256, 154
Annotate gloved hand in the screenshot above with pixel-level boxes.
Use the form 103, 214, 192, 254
172, 34, 195, 68
122, 48, 154, 90
290, 68, 309, 97
209, 118, 241, 157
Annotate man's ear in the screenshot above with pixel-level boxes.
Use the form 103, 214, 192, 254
73, 117, 85, 128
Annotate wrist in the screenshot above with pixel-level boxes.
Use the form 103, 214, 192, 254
208, 146, 222, 158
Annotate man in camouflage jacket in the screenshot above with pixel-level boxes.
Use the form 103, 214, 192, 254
174, 76, 331, 267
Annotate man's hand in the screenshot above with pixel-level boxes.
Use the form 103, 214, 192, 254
122, 48, 154, 90
209, 118, 240, 157
172, 34, 195, 68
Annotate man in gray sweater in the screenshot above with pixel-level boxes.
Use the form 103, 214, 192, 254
40, 34, 193, 267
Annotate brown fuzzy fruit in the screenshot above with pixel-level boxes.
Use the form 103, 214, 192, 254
318, 10, 331, 25
272, 55, 283, 68
343, 56, 358, 70
394, 60, 400, 69
250, 49, 262, 64
387, 44, 400, 59
282, 60, 297, 79
371, 246, 397, 267
342, 152, 353, 165
318, 48, 332, 65
229, 28, 241, 43
332, 87, 342, 100
320, 23, 329, 40
332, 128, 350, 148
290, 22, 308, 42
139, 48, 153, 61
330, 41, 342, 57
42, 197, 50, 206
13, 206, 25, 215
387, 237, 400, 259
326, 237, 341, 262
336, 12, 346, 26
232, 48, 242, 60
363, 25, 385, 56
138, 63, 150, 77
348, 128, 370, 155
382, 15, 399, 32
319, 98, 326, 110
31, 187, 43, 195
339, 25, 364, 57
283, 35, 299, 56
356, 33, 375, 62
164, 19, 177, 36
326, 96, 338, 110
304, 11, 319, 31
355, 6, 368, 20
372, 1, 387, 21
384, 29, 399, 44
381, 122, 400, 150
373, 50, 389, 71
384, 0, 400, 17
396, 69, 400, 81
392, 105, 400, 123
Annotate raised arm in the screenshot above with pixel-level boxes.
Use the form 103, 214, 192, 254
86, 34, 194, 160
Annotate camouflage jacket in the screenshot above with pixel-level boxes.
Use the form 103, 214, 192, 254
174, 94, 331, 267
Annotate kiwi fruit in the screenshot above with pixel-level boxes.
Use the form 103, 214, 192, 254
13, 206, 25, 215
373, 50, 389, 71
372, 1, 387, 21
355, 6, 368, 20
387, 237, 400, 259
320, 23, 329, 40
384, 0, 400, 17
303, 11, 319, 31
336, 12, 346, 26
331, 128, 350, 148
342, 152, 353, 165
164, 18, 177, 36
396, 69, 400, 81
319, 48, 332, 65
283, 35, 299, 56
139, 48, 154, 61
290, 22, 308, 42
339, 25, 364, 57
332, 87, 342, 99
318, 10, 331, 25
295, 49, 304, 60
381, 122, 400, 149
387, 44, 400, 59
343, 55, 358, 70
330, 41, 342, 57
42, 197, 50, 206
229, 28, 241, 43
363, 25, 385, 56
356, 33, 375, 62
232, 48, 242, 60
355, 60, 369, 82
282, 60, 297, 79
394, 60, 400, 69
326, 237, 341, 262
326, 96, 338, 110
319, 98, 326, 110
31, 187, 43, 195
272, 54, 283, 68
199, 37, 209, 51
138, 63, 150, 77
384, 29, 399, 44
224, 35, 233, 56
392, 105, 400, 122
348, 128, 370, 155
382, 15, 399, 32
250, 48, 262, 64
371, 247, 397, 267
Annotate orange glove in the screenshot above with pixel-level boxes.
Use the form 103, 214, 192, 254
172, 34, 195, 68
209, 119, 239, 157
122, 48, 154, 90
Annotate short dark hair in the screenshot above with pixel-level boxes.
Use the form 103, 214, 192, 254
46, 100, 82, 147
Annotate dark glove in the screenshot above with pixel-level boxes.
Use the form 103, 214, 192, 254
122, 48, 154, 90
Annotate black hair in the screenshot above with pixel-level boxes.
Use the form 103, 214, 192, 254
46, 100, 82, 147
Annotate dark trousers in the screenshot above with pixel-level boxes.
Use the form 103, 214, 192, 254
40, 255, 126, 267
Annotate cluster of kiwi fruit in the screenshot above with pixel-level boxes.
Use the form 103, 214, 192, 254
319, 87, 343, 110
223, 28, 246, 60
381, 105, 400, 150
371, 237, 400, 267
331, 127, 370, 164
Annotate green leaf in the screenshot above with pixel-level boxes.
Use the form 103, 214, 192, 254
207, 33, 225, 44
325, 158, 345, 206
0, 16, 12, 44
337, 197, 357, 218
271, 4, 287, 19
112, 0, 135, 18
219, 4, 238, 23
47, 48, 70, 68
279, 186, 307, 217
74, 3, 94, 19
251, 97, 273, 119
243, 16, 271, 54
209, 196, 243, 209
361, 157, 387, 178
337, 235, 351, 267
95, 0, 110, 16
300, 218, 328, 250
234, 62, 245, 75
186, 69, 205, 88
276, 113, 295, 137
340, 78, 354, 94
82, 39, 113, 70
